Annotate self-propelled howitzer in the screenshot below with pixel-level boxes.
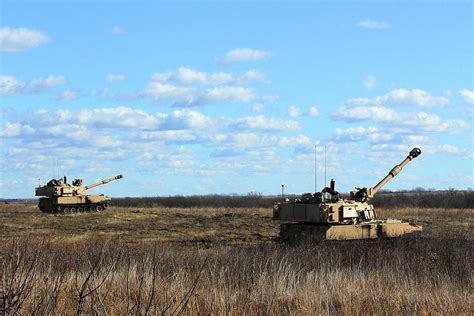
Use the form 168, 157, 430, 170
273, 148, 422, 241
35, 175, 123, 213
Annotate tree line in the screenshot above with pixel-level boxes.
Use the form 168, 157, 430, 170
112, 190, 474, 209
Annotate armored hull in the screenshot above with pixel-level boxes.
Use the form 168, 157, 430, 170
38, 195, 110, 213
279, 221, 422, 242
35, 175, 122, 213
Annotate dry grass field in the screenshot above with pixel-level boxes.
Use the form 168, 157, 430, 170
1, 203, 473, 314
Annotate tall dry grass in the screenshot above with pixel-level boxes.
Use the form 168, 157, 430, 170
1, 234, 472, 315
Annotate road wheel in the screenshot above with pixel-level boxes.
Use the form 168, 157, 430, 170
70, 207, 76, 213
90, 206, 96, 212
96, 206, 103, 212
77, 207, 84, 212
63, 207, 70, 213
84, 206, 90, 212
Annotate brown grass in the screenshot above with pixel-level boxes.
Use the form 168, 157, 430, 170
1, 204, 473, 314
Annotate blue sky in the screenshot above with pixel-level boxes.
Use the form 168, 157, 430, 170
1, 1, 473, 198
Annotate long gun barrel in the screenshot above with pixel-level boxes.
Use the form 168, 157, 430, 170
85, 175, 123, 190
352, 148, 421, 201
370, 148, 421, 196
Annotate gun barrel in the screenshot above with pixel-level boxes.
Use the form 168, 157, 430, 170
370, 148, 421, 196
85, 174, 123, 190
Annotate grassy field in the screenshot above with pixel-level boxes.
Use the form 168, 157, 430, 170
1, 204, 473, 314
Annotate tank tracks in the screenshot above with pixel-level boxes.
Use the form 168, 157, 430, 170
39, 203, 109, 214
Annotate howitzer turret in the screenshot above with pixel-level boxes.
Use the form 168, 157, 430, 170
273, 148, 423, 241
35, 174, 123, 213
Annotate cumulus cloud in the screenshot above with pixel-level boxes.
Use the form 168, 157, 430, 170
0, 27, 50, 52
0, 122, 35, 137
151, 68, 266, 85
364, 75, 377, 89
333, 105, 399, 122
333, 105, 468, 134
139, 67, 266, 106
334, 126, 394, 143
0, 75, 65, 96
22, 107, 159, 130
371, 143, 469, 156
230, 115, 300, 132
0, 76, 21, 96
220, 48, 272, 65
19, 107, 306, 137
143, 81, 255, 107
288, 106, 301, 118
308, 107, 320, 117
158, 109, 214, 130
356, 20, 389, 29
205, 86, 254, 102
460, 89, 474, 105
347, 89, 449, 108
106, 73, 126, 81
143, 82, 196, 100
56, 90, 79, 101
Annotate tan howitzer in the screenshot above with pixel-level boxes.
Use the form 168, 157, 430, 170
351, 148, 421, 202
84, 175, 123, 190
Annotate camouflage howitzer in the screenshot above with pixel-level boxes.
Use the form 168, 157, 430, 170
35, 175, 123, 213
273, 148, 422, 241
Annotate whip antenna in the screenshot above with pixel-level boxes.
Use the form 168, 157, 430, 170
314, 145, 318, 193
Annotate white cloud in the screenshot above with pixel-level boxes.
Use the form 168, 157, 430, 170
404, 112, 469, 133
76, 107, 159, 129
153, 68, 230, 85
231, 115, 300, 132
334, 126, 394, 143
0, 75, 65, 96
0, 27, 50, 52
151, 67, 266, 85
333, 105, 468, 134
23, 107, 159, 130
239, 70, 268, 82
159, 109, 214, 130
308, 107, 320, 117
364, 75, 377, 89
371, 143, 469, 156
206, 86, 254, 102
347, 89, 449, 108
144, 82, 196, 100
460, 89, 474, 105
0, 123, 35, 137
106, 74, 126, 82
57, 90, 79, 101
111, 26, 124, 35
0, 76, 21, 96
220, 48, 272, 65
356, 20, 389, 29
170, 86, 255, 107
288, 106, 301, 118
333, 105, 400, 122
26, 75, 65, 93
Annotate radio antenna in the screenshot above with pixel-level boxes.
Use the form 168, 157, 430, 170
314, 145, 318, 193
322, 145, 327, 204
324, 145, 327, 191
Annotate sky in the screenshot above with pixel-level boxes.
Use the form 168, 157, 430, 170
1, 0, 473, 198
